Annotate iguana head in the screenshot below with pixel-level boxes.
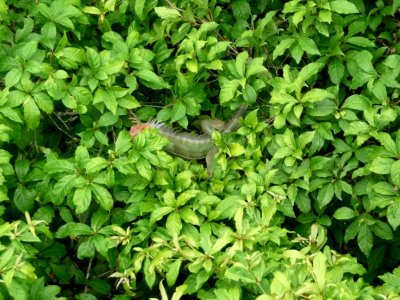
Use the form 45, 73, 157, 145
129, 124, 151, 138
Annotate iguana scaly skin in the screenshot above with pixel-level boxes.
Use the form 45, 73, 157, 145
129, 104, 248, 176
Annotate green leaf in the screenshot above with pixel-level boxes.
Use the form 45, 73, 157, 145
243, 84, 257, 103
273, 38, 295, 60
317, 183, 334, 208
30, 277, 61, 300
246, 57, 267, 77
346, 37, 376, 48
154, 6, 181, 19
45, 160, 76, 174
208, 41, 230, 61
97, 112, 119, 127
5, 68, 22, 87
115, 130, 132, 155
298, 37, 320, 56
220, 80, 240, 104
136, 157, 152, 180
206, 60, 223, 70
14, 186, 35, 212
387, 201, 400, 230
333, 207, 356, 220
82, 6, 101, 15
0, 248, 14, 270
15, 159, 29, 180
166, 212, 182, 236
372, 221, 393, 240
134, 0, 145, 19
55, 222, 93, 238
270, 271, 291, 295
307, 99, 337, 116
87, 279, 111, 296
150, 206, 175, 224
24, 97, 41, 129
298, 131, 315, 148
176, 190, 199, 207
229, 143, 245, 156
357, 223, 373, 256
370, 157, 394, 174
0, 107, 23, 123
210, 231, 233, 255
330, 1, 359, 14
19, 41, 38, 61
171, 101, 186, 123
136, 70, 169, 90
225, 266, 256, 284
41, 21, 57, 49
77, 238, 95, 259
390, 160, 400, 187
86, 47, 101, 70
235, 51, 248, 78
232, 0, 251, 20
296, 62, 325, 84
94, 130, 109, 145
34, 92, 54, 113
371, 79, 387, 101
328, 59, 344, 84
342, 95, 371, 110
372, 182, 397, 196
180, 207, 200, 225
91, 183, 113, 210
379, 271, 400, 292
301, 89, 334, 103
166, 259, 182, 287
73, 185, 92, 214
370, 132, 397, 155
313, 252, 326, 287
86, 157, 108, 173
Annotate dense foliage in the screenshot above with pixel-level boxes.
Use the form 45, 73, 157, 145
1, 0, 400, 298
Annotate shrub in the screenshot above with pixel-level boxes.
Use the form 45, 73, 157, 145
0, 0, 399, 298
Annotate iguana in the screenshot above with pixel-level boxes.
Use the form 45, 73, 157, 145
129, 104, 248, 177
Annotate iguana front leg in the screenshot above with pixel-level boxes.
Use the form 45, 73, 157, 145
199, 119, 226, 178
200, 104, 248, 177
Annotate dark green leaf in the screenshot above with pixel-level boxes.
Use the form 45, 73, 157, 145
372, 221, 393, 240
55, 222, 93, 238
358, 223, 373, 256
